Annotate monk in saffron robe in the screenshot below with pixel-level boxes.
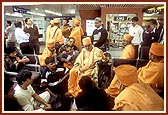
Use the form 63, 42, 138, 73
120, 34, 136, 59
69, 19, 84, 52
138, 42, 164, 94
113, 64, 164, 111
38, 40, 56, 67
48, 18, 64, 45
68, 37, 106, 97
45, 20, 54, 46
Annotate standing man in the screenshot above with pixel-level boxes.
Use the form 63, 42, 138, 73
24, 18, 40, 54
129, 16, 143, 46
49, 18, 64, 52
5, 21, 16, 48
140, 19, 158, 60
69, 18, 84, 52
46, 20, 54, 46
14, 21, 30, 54
61, 19, 72, 45
92, 17, 108, 52
156, 15, 164, 44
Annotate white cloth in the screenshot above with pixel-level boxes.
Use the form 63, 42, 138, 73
129, 24, 143, 45
14, 84, 50, 111
5, 24, 16, 42
15, 27, 29, 44
14, 84, 36, 110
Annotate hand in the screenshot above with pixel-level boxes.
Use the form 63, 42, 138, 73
34, 106, 42, 110
79, 67, 89, 73
13, 60, 18, 64
89, 62, 96, 69
16, 57, 21, 63
26, 33, 30, 37
44, 103, 52, 110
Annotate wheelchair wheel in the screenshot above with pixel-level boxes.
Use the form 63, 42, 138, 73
98, 67, 111, 89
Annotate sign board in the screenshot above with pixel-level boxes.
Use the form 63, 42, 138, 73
13, 6, 30, 14
114, 16, 127, 21
86, 20, 96, 36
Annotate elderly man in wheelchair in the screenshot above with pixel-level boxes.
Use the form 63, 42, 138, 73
67, 37, 112, 98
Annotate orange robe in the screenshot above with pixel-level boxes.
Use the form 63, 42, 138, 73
113, 81, 164, 111
38, 47, 56, 66
69, 26, 84, 52
45, 25, 53, 46
68, 46, 106, 97
137, 60, 164, 90
105, 75, 121, 98
61, 25, 71, 38
48, 26, 64, 45
120, 44, 135, 59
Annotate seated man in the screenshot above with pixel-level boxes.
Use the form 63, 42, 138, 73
113, 64, 164, 111
4, 47, 30, 72
120, 34, 136, 59
75, 76, 112, 111
41, 56, 68, 84
4, 78, 22, 111
68, 37, 106, 97
14, 70, 51, 111
58, 37, 78, 53
138, 43, 164, 96
58, 37, 79, 69
38, 39, 57, 67
58, 45, 79, 69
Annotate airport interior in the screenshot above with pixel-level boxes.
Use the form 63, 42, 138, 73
3, 3, 165, 112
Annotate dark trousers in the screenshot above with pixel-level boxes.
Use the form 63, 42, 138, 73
29, 42, 40, 55
6, 42, 16, 48
20, 42, 30, 54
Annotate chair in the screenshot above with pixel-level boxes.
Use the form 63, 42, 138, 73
112, 58, 137, 67
96, 61, 113, 89
134, 45, 139, 59
136, 59, 149, 69
23, 54, 41, 73
139, 46, 150, 60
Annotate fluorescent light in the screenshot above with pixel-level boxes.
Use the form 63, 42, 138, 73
157, 6, 164, 10
27, 11, 46, 17
5, 12, 23, 17
44, 10, 62, 16
143, 12, 158, 17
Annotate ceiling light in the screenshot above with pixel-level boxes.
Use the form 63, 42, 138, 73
5, 12, 23, 17
44, 10, 62, 16
157, 6, 164, 10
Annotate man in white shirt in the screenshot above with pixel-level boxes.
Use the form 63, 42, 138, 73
14, 70, 51, 111
14, 21, 30, 54
129, 16, 143, 45
5, 21, 16, 48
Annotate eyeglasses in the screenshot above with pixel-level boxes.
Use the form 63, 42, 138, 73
84, 44, 92, 48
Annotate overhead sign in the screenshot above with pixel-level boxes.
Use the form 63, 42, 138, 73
114, 16, 127, 21
12, 6, 30, 14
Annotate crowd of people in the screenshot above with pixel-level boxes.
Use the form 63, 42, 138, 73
4, 15, 164, 111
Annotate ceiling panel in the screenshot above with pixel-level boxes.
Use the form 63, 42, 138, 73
4, 3, 164, 17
